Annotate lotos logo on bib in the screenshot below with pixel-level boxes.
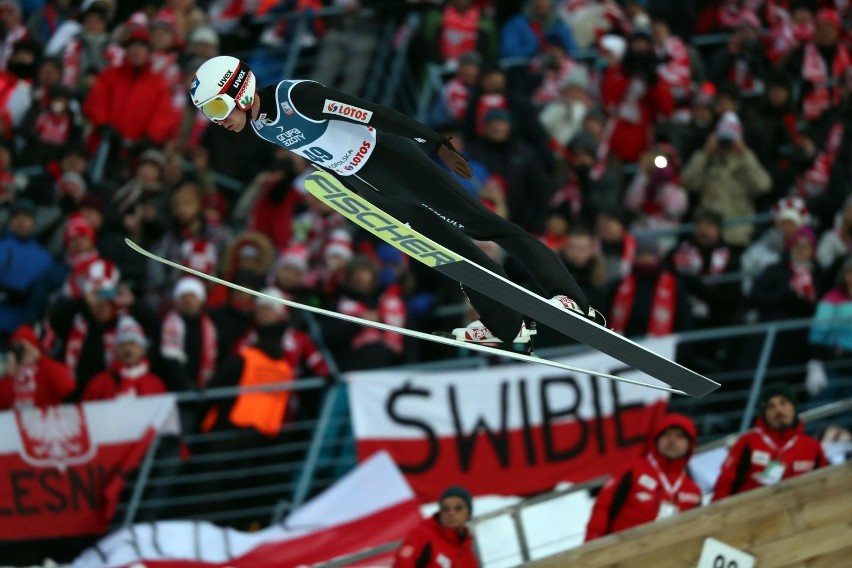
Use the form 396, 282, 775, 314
343, 140, 372, 170
323, 99, 373, 123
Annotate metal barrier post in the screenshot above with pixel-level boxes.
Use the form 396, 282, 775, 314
381, 13, 419, 106
282, 383, 341, 516
90, 139, 110, 184
512, 508, 531, 563
122, 433, 162, 527
740, 325, 778, 432
282, 16, 307, 78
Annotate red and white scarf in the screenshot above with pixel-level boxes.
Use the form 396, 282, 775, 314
797, 122, 844, 198
160, 310, 218, 388
610, 271, 676, 336
65, 313, 117, 375
673, 244, 732, 277
802, 42, 851, 120
790, 263, 816, 302
33, 111, 72, 146
337, 285, 406, 353
619, 234, 637, 278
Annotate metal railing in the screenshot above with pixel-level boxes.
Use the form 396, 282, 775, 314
111, 312, 852, 537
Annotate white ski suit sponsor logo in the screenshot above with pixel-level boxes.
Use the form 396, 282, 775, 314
277, 128, 306, 147
324, 99, 373, 123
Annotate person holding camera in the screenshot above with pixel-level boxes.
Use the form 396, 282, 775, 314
681, 111, 772, 247
0, 324, 74, 410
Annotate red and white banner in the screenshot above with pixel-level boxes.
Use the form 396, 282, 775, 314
71, 451, 422, 568
349, 337, 675, 501
0, 395, 179, 540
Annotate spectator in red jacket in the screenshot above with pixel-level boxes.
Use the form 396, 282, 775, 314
0, 324, 74, 410
393, 485, 478, 568
82, 315, 167, 401
712, 382, 829, 501
601, 27, 674, 164
82, 28, 180, 156
585, 413, 702, 541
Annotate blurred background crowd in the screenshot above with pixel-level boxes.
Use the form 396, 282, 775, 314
3, 0, 852, 407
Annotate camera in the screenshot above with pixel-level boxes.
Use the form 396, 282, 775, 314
718, 137, 734, 149
11, 342, 26, 362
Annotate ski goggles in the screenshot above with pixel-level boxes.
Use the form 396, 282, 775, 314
199, 95, 236, 121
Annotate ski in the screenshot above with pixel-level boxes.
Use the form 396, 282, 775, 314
304, 170, 720, 398
124, 239, 682, 394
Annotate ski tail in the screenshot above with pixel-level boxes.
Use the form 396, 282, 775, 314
123, 238, 683, 394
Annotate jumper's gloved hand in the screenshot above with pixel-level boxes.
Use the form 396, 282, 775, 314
438, 138, 473, 179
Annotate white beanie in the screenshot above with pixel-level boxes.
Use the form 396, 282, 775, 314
173, 276, 207, 302
324, 230, 353, 261
716, 111, 743, 141
256, 287, 287, 317
116, 315, 148, 348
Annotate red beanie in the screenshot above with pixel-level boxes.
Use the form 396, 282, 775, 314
64, 213, 96, 245
11, 325, 40, 349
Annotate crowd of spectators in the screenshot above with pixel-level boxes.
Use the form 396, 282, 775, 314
0, 0, 851, 546
0, 0, 849, 425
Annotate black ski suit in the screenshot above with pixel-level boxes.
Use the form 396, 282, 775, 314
250, 80, 588, 342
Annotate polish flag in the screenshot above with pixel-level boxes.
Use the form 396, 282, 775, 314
71, 451, 421, 568
0, 395, 179, 540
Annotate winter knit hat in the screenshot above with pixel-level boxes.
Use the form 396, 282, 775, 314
116, 315, 148, 348
11, 324, 40, 349
792, 225, 817, 248
277, 244, 309, 273
173, 276, 206, 302
181, 240, 217, 274
716, 111, 743, 141
256, 287, 288, 318
63, 214, 97, 245
440, 485, 473, 515
759, 382, 798, 416
84, 259, 120, 298
772, 196, 809, 227
324, 230, 353, 261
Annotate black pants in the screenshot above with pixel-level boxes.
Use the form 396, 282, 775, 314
338, 133, 588, 343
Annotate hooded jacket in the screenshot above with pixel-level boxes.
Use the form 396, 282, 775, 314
712, 417, 829, 501
393, 514, 478, 568
585, 413, 702, 541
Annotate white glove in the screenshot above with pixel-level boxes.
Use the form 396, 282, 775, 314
805, 359, 828, 397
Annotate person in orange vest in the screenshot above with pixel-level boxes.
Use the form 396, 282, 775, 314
393, 485, 479, 568
197, 287, 297, 529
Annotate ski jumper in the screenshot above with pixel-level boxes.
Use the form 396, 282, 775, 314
250, 80, 588, 342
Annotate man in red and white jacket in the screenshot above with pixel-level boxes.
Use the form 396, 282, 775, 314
712, 382, 829, 501
82, 315, 166, 401
393, 485, 478, 568
585, 413, 702, 541
0, 324, 74, 410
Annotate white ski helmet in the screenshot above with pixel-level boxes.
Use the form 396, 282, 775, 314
190, 55, 257, 121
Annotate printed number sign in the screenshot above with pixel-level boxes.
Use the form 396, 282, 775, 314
696, 538, 755, 568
